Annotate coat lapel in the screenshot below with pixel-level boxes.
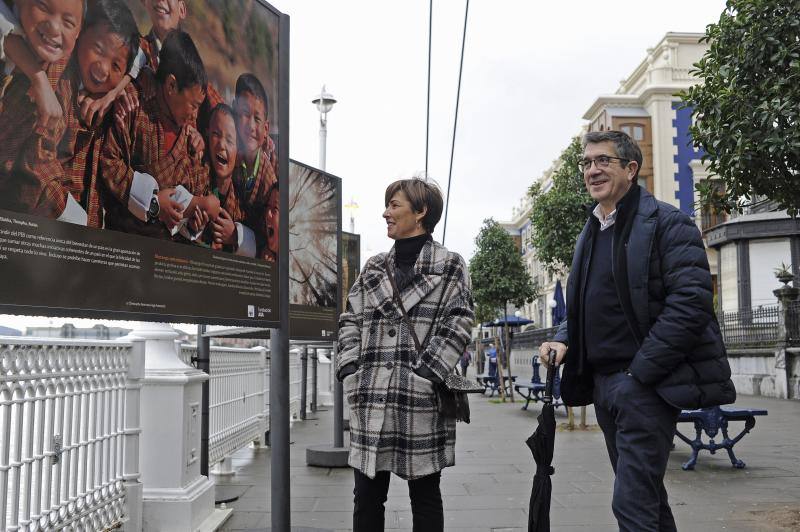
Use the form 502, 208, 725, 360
398, 239, 446, 311
362, 239, 447, 318
361, 255, 398, 319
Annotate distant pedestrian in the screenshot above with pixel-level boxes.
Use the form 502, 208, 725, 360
337, 177, 474, 532
459, 349, 471, 377
539, 130, 736, 532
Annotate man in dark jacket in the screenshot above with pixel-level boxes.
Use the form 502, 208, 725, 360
539, 130, 736, 532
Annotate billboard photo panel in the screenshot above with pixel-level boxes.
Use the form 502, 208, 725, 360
0, 0, 288, 326
288, 160, 341, 340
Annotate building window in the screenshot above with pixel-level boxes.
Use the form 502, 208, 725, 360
700, 181, 726, 232
719, 244, 738, 312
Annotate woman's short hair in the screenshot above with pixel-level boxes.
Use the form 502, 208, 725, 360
384, 178, 444, 234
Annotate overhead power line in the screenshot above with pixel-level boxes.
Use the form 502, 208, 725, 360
441, 0, 470, 246
425, 0, 432, 176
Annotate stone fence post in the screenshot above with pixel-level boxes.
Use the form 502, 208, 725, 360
773, 284, 799, 399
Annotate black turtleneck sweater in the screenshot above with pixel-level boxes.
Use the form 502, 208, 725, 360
394, 233, 431, 290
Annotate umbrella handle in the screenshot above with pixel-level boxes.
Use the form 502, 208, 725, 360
544, 349, 557, 403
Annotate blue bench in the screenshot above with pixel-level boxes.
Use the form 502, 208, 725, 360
674, 406, 768, 470
514, 356, 563, 410
475, 359, 516, 396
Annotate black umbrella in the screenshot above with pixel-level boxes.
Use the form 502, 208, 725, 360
526, 350, 558, 532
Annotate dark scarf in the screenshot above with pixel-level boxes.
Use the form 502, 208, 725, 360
393, 233, 431, 290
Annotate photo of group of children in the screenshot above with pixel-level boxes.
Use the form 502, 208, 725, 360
0, 0, 281, 261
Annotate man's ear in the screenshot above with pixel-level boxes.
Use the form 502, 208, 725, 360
165, 74, 178, 96
178, 1, 188, 21
628, 161, 639, 182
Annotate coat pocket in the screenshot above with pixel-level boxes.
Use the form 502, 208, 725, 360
343, 369, 362, 405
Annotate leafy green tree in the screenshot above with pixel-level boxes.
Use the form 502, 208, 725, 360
680, 0, 800, 215
470, 219, 538, 401
528, 136, 590, 274
469, 219, 539, 311
474, 301, 501, 326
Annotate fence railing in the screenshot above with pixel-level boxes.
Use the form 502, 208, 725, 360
180, 345, 268, 466
786, 301, 800, 345
718, 306, 781, 347
0, 337, 143, 532
512, 326, 559, 349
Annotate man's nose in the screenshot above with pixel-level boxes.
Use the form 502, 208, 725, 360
42, 17, 60, 36
586, 163, 602, 176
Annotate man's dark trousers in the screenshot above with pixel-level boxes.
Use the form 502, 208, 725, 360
593, 371, 680, 532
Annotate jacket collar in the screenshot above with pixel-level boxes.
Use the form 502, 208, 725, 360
362, 238, 447, 317
585, 182, 643, 226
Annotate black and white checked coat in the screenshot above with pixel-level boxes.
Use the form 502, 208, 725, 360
337, 239, 474, 479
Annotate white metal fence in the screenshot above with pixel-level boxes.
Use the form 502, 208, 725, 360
0, 337, 143, 532
180, 346, 269, 466
0, 335, 331, 531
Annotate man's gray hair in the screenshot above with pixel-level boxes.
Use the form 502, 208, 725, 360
582, 130, 643, 178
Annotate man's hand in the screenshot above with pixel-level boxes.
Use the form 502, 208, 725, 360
185, 125, 204, 161
538, 341, 567, 367
156, 188, 183, 229
212, 208, 237, 246
188, 207, 209, 234
30, 72, 62, 129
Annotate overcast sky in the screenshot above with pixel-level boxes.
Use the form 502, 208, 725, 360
1, 0, 727, 334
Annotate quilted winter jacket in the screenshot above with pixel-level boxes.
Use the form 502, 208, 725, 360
553, 185, 736, 410
337, 239, 474, 479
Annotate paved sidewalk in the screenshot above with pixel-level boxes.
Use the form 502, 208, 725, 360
216, 392, 800, 531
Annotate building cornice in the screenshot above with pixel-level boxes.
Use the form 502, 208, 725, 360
618, 32, 705, 93
706, 215, 800, 248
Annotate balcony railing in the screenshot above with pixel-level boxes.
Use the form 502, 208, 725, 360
718, 306, 780, 347
0, 338, 143, 532
180, 345, 269, 467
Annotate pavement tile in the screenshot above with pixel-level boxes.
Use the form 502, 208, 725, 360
215, 392, 800, 531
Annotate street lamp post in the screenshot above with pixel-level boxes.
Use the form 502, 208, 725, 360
344, 198, 359, 233
312, 85, 336, 171
306, 86, 348, 468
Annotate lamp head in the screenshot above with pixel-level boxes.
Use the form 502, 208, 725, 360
312, 84, 337, 114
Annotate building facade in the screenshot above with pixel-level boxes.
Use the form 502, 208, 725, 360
582, 32, 720, 275
500, 165, 561, 330
505, 33, 717, 329
581, 31, 799, 312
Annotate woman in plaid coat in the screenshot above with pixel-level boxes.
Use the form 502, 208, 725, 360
337, 178, 474, 532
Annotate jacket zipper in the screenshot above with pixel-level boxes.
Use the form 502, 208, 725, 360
611, 233, 643, 349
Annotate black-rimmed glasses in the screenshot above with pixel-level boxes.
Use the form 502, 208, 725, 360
578, 155, 630, 173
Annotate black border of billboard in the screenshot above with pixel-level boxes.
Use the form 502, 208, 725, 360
0, 0, 289, 329
287, 159, 342, 342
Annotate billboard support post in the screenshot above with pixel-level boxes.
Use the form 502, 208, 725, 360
271, 10, 292, 530
310, 348, 318, 413
197, 324, 210, 477
269, 329, 290, 529
300, 346, 308, 420
305, 340, 348, 467
332, 341, 344, 448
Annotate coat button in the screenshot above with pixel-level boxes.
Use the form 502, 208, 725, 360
377, 397, 385, 403
388, 328, 396, 337
385, 362, 394, 369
